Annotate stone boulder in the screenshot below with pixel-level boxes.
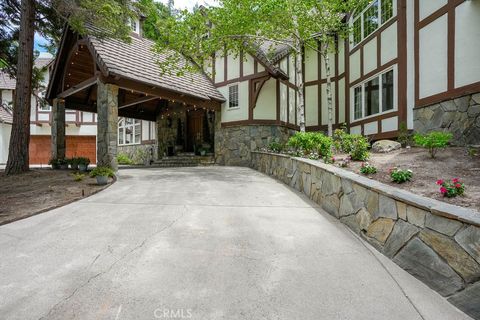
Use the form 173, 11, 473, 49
372, 140, 401, 153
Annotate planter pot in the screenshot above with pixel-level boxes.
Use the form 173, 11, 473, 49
96, 175, 109, 185
200, 151, 206, 156
71, 164, 78, 170
60, 164, 69, 170
78, 164, 88, 172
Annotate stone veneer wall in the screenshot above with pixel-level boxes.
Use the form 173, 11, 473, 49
215, 122, 296, 166
117, 142, 157, 164
251, 151, 480, 319
414, 93, 480, 145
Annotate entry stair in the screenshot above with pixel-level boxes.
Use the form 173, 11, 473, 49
153, 153, 215, 167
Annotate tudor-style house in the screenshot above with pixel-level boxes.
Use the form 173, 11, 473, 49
45, 0, 480, 169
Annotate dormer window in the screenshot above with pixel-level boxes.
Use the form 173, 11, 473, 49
130, 18, 140, 35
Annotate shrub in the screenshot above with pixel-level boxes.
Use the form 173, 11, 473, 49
413, 131, 452, 158
360, 162, 377, 175
117, 153, 134, 165
333, 127, 353, 153
89, 166, 115, 178
72, 172, 86, 182
77, 157, 90, 166
390, 168, 413, 183
268, 142, 284, 153
436, 178, 465, 198
397, 122, 412, 147
349, 134, 370, 161
338, 157, 351, 168
287, 132, 333, 161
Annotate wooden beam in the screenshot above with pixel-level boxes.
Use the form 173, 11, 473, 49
119, 96, 159, 109
57, 76, 98, 99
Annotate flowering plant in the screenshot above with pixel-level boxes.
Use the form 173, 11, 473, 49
436, 178, 465, 198
338, 156, 351, 168
390, 167, 413, 183
360, 162, 377, 175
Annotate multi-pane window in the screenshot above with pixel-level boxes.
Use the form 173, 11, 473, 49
365, 77, 379, 116
353, 68, 395, 120
118, 117, 141, 145
382, 70, 394, 111
352, 0, 393, 46
228, 84, 239, 109
354, 87, 363, 120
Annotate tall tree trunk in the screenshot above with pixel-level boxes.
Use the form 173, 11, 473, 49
323, 45, 334, 137
5, 0, 35, 175
292, 16, 306, 132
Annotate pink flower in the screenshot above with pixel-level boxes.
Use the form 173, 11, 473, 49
436, 179, 444, 186
440, 187, 447, 194
455, 183, 462, 188
452, 178, 459, 183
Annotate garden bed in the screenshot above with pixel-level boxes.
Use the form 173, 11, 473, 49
336, 147, 480, 212
0, 169, 113, 225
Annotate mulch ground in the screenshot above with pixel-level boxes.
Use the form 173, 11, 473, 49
0, 169, 113, 225
336, 147, 480, 212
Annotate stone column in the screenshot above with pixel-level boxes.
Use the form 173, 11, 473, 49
51, 98, 66, 160
97, 82, 119, 170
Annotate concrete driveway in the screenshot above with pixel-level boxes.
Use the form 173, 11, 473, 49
0, 167, 471, 320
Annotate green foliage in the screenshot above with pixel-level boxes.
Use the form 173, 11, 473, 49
76, 157, 91, 166
72, 172, 86, 182
437, 178, 465, 198
90, 166, 115, 178
333, 127, 353, 153
348, 134, 370, 161
138, 0, 171, 40
390, 168, 413, 184
413, 131, 452, 158
397, 122, 412, 147
268, 142, 284, 153
117, 153, 134, 165
360, 162, 377, 175
287, 132, 333, 161
467, 147, 478, 157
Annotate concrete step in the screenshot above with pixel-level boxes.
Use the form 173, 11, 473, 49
153, 155, 215, 168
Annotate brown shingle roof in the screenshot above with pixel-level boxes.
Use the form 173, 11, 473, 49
0, 72, 16, 90
0, 105, 13, 124
88, 36, 225, 102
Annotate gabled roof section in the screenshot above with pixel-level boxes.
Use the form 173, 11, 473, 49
88, 35, 225, 102
251, 41, 291, 79
0, 105, 13, 124
0, 72, 16, 90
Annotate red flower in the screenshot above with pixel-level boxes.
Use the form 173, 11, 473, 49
440, 187, 447, 194
452, 178, 459, 183
436, 179, 444, 185
455, 183, 462, 188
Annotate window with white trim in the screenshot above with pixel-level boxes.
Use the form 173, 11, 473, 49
129, 19, 140, 34
228, 84, 239, 109
118, 117, 141, 145
351, 0, 394, 47
352, 68, 395, 121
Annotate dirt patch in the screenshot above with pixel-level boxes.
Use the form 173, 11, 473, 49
0, 169, 113, 225
336, 147, 480, 212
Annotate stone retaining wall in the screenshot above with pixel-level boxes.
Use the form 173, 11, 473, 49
414, 93, 480, 145
117, 143, 157, 165
251, 151, 480, 319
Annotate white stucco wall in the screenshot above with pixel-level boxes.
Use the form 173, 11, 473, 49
406, 0, 415, 129
338, 78, 346, 124
280, 83, 288, 122
1, 90, 13, 105
288, 87, 296, 124
349, 50, 361, 83
419, 14, 448, 99
382, 116, 399, 133
305, 85, 318, 127
364, 121, 378, 135
243, 54, 255, 76
305, 48, 318, 82
454, 1, 480, 89
381, 22, 398, 65
227, 54, 240, 81
219, 81, 249, 123
0, 123, 11, 164
419, 0, 447, 21
363, 38, 377, 75
214, 53, 225, 83
338, 40, 345, 75
254, 78, 276, 120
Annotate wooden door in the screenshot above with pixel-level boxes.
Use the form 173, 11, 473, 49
187, 110, 204, 152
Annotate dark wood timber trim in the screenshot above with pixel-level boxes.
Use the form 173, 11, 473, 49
397, 0, 408, 127
215, 71, 270, 87
304, 72, 346, 87
350, 59, 398, 87
349, 17, 398, 56
414, 0, 467, 107
335, 40, 339, 125
318, 41, 322, 126
57, 75, 98, 99
119, 96, 159, 109
250, 76, 271, 109
221, 119, 299, 131
350, 110, 399, 127
345, 38, 350, 127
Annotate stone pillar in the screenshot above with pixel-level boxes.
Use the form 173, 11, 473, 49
51, 98, 66, 160
97, 82, 119, 170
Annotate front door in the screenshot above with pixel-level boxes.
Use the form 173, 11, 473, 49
187, 110, 204, 152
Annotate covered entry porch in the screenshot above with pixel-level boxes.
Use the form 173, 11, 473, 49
46, 27, 224, 169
